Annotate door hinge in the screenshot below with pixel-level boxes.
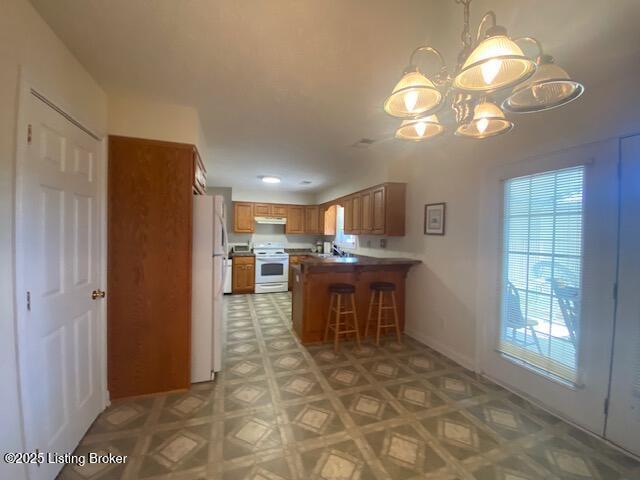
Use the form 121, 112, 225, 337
27, 124, 32, 145
26, 291, 31, 311
604, 397, 610, 415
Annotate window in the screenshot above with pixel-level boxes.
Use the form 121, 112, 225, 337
335, 205, 357, 249
499, 166, 584, 383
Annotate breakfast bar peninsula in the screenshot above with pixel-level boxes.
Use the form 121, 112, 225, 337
290, 255, 420, 344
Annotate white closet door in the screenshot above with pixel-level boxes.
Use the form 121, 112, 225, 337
606, 135, 640, 456
16, 92, 104, 480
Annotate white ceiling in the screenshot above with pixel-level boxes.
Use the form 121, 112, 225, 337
30, 0, 640, 193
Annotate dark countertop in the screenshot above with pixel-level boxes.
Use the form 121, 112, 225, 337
229, 251, 255, 257
291, 254, 420, 273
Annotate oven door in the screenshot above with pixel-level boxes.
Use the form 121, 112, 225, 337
255, 256, 289, 284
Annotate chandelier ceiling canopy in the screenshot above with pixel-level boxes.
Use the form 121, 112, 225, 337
385, 0, 584, 141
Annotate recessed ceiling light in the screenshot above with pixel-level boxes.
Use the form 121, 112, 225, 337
260, 176, 281, 184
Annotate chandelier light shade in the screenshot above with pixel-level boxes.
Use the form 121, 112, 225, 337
455, 102, 513, 139
453, 29, 536, 93
502, 55, 584, 113
384, 70, 442, 118
395, 115, 444, 141
383, 0, 583, 142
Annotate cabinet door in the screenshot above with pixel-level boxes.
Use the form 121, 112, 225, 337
343, 197, 354, 234
352, 195, 361, 234
372, 187, 386, 234
360, 191, 372, 233
254, 203, 271, 216
305, 206, 319, 234
286, 206, 305, 234
245, 264, 255, 290
234, 202, 254, 233
272, 204, 287, 217
323, 205, 337, 235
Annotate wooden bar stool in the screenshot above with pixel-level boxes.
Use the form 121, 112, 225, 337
364, 282, 401, 346
324, 283, 361, 352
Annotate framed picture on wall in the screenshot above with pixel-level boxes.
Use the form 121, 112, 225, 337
424, 203, 446, 235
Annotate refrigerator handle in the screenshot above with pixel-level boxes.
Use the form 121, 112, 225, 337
215, 210, 229, 297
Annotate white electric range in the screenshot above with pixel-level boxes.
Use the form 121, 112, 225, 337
253, 242, 289, 293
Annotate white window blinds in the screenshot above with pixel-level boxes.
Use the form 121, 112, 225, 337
499, 166, 585, 383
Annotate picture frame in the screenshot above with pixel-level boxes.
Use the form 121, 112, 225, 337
424, 203, 446, 235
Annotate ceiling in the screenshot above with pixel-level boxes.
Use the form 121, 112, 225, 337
30, 0, 640, 193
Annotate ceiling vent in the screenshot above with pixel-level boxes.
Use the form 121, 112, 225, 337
300, 180, 312, 185
352, 138, 376, 148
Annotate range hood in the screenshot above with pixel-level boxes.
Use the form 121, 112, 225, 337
255, 216, 287, 225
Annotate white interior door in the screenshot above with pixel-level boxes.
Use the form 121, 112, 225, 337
479, 141, 619, 435
16, 91, 104, 480
605, 135, 640, 456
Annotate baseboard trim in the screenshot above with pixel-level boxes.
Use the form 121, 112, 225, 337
405, 328, 476, 372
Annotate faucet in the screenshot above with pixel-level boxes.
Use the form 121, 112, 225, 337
332, 244, 347, 257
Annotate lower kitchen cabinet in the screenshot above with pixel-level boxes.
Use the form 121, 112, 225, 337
232, 256, 255, 293
288, 255, 308, 290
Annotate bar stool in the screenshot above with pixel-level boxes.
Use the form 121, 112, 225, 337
324, 283, 361, 352
364, 282, 401, 346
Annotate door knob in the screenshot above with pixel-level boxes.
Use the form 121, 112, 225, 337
91, 289, 106, 300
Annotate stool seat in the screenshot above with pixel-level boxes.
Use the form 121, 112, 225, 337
329, 283, 356, 294
370, 282, 396, 292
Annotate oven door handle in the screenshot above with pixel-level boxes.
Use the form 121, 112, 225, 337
255, 256, 289, 262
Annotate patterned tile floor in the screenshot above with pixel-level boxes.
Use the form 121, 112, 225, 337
60, 293, 640, 480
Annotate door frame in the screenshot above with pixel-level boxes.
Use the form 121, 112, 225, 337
13, 68, 109, 455
476, 139, 620, 435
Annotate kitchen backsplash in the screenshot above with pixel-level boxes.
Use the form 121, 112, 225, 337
229, 223, 323, 250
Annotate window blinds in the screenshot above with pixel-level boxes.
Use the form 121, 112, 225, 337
499, 166, 585, 383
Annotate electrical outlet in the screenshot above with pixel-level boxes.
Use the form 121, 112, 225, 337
380, 238, 387, 248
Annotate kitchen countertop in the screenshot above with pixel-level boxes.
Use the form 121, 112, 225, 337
228, 251, 255, 257
291, 254, 420, 273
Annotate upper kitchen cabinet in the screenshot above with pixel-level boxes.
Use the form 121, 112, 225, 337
304, 206, 321, 234
233, 202, 255, 233
254, 203, 288, 217
272, 204, 288, 217
360, 190, 372, 234
286, 205, 305, 234
254, 203, 271, 216
323, 205, 337, 235
344, 183, 406, 236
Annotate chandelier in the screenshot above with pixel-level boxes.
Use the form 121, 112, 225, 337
385, 0, 584, 141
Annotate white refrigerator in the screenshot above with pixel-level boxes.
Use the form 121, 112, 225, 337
191, 194, 227, 382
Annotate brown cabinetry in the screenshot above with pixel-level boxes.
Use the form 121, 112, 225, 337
231, 183, 405, 237
304, 206, 321, 234
107, 135, 195, 399
286, 205, 305, 234
232, 256, 255, 293
254, 203, 271, 216
371, 186, 386, 234
360, 190, 372, 234
288, 255, 308, 290
193, 150, 207, 194
233, 202, 255, 233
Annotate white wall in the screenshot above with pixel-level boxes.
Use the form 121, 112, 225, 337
317, 74, 640, 371
108, 93, 207, 152
232, 187, 316, 205
0, 1, 108, 478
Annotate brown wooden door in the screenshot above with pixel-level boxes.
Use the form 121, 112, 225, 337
254, 203, 271, 216
372, 186, 386, 234
232, 257, 255, 293
361, 191, 372, 234
272, 204, 288, 217
305, 206, 320, 234
352, 195, 362, 234
343, 197, 354, 234
323, 205, 337, 235
107, 135, 193, 399
286, 205, 305, 234
234, 202, 254, 233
